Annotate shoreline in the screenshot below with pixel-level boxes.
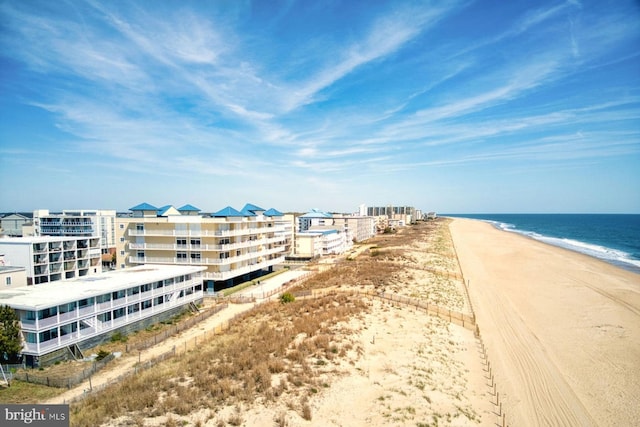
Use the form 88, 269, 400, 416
443, 214, 640, 275
449, 217, 640, 426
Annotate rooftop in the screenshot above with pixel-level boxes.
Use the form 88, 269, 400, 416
0, 264, 206, 310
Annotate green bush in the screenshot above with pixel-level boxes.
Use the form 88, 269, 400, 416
280, 292, 295, 304
96, 349, 110, 361
110, 331, 128, 343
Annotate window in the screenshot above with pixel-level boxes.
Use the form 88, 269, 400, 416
177, 252, 187, 261
96, 293, 111, 304
120, 237, 125, 242
176, 238, 187, 248
191, 252, 201, 261
58, 302, 76, 314
120, 264, 125, 269
190, 238, 201, 247
136, 223, 144, 232
5, 277, 11, 286
137, 251, 145, 259
119, 224, 124, 229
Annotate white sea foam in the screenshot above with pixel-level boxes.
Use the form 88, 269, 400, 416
483, 219, 640, 272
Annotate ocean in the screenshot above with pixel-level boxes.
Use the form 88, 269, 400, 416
444, 214, 640, 274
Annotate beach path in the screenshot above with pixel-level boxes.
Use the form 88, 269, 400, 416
449, 218, 640, 427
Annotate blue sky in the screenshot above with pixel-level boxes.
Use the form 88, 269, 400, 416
1, 0, 639, 214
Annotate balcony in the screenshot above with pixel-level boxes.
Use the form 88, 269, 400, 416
33, 255, 48, 265
33, 266, 49, 276
33, 245, 47, 253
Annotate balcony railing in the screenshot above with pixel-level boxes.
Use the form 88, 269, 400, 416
127, 225, 286, 238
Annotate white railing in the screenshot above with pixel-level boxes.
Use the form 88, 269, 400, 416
128, 225, 286, 238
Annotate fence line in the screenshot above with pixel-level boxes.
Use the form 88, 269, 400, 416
13, 303, 229, 389
126, 302, 229, 353
293, 288, 476, 331
450, 226, 508, 427
12, 354, 116, 389
65, 309, 249, 404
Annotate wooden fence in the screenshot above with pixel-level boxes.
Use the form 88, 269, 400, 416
12, 353, 116, 389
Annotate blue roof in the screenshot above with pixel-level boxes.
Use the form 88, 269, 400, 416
212, 206, 244, 217
178, 204, 201, 212
300, 208, 332, 218
130, 202, 158, 211
241, 203, 269, 216
264, 208, 284, 217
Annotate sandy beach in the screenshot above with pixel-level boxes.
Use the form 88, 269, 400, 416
450, 218, 640, 426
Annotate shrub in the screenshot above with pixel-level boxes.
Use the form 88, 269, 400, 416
280, 292, 295, 304
110, 331, 128, 343
96, 349, 110, 361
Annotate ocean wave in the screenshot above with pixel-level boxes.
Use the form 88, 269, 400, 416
485, 220, 640, 272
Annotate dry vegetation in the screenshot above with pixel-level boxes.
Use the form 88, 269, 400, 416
294, 218, 469, 313
71, 293, 369, 426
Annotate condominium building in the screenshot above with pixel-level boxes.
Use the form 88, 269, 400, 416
0, 264, 205, 367
116, 203, 293, 291
366, 205, 417, 224
33, 209, 117, 257
0, 236, 102, 285
332, 215, 376, 243
295, 228, 351, 258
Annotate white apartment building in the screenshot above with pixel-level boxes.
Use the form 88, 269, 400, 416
294, 228, 352, 258
332, 215, 376, 243
33, 209, 117, 257
0, 236, 102, 285
0, 264, 205, 367
116, 203, 293, 292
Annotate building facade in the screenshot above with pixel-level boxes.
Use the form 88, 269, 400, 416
0, 265, 27, 288
0, 264, 205, 366
33, 209, 117, 258
116, 203, 293, 291
0, 213, 32, 237
332, 215, 376, 243
0, 236, 102, 285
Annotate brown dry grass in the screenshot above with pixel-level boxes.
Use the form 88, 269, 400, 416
293, 218, 468, 312
70, 293, 369, 426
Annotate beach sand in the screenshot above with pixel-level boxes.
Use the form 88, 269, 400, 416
449, 218, 640, 426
